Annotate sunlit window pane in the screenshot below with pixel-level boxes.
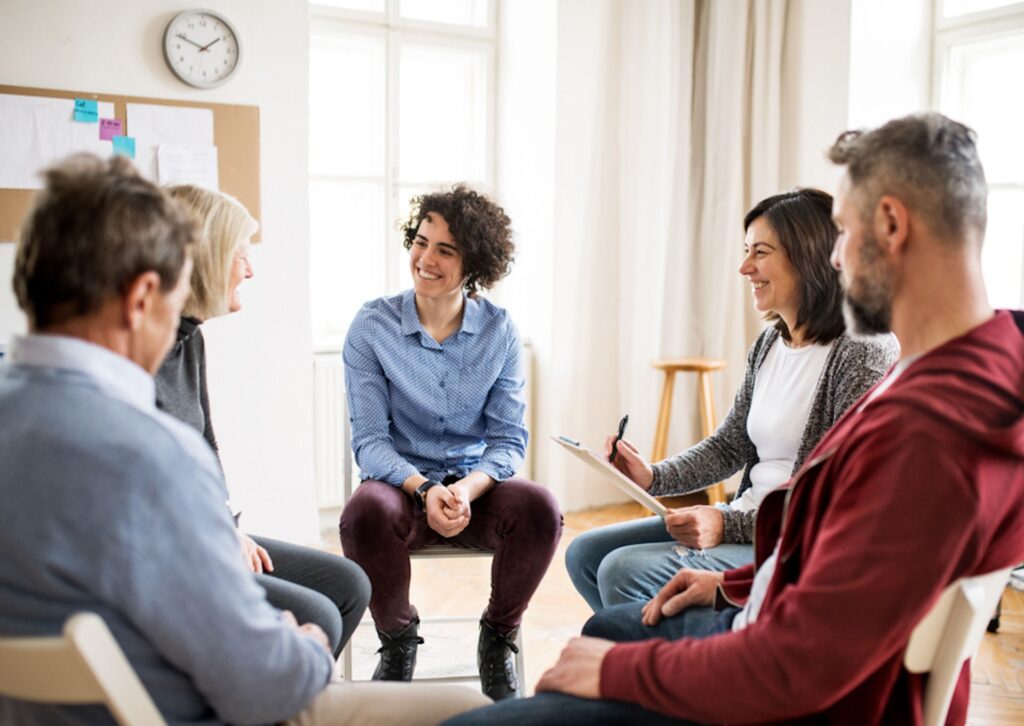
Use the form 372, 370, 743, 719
310, 32, 385, 177
310, 180, 387, 346
392, 184, 434, 293
400, 0, 489, 27
982, 189, 1024, 308
398, 44, 488, 183
943, 0, 1021, 18
944, 33, 1024, 184
312, 0, 385, 13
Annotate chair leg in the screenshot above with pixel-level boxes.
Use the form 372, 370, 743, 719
652, 371, 676, 462
342, 639, 353, 681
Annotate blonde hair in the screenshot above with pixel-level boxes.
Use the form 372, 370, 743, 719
166, 185, 258, 320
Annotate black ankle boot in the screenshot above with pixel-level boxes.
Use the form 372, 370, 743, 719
477, 618, 520, 700
372, 617, 423, 682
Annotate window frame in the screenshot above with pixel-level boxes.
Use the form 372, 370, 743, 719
308, 0, 499, 351
931, 0, 1024, 308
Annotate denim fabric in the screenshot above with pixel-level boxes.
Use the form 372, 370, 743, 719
339, 479, 562, 633
565, 516, 754, 610
253, 536, 371, 657
440, 609, 738, 726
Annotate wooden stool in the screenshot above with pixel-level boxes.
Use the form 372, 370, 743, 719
651, 358, 728, 504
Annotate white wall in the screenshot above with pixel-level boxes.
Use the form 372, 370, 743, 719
780, 0, 853, 191
0, 0, 320, 543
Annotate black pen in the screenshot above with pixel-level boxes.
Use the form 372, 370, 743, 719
609, 414, 629, 464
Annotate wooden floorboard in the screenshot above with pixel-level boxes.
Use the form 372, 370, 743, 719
324, 504, 1023, 723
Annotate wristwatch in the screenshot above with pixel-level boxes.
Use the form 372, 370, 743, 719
413, 480, 443, 512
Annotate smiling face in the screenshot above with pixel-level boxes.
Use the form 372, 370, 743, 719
227, 240, 254, 314
831, 174, 894, 336
739, 216, 801, 325
409, 212, 465, 301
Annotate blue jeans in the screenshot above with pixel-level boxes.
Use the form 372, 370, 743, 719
442, 606, 739, 726
565, 515, 753, 610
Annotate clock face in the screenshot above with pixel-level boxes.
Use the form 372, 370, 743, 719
163, 10, 242, 89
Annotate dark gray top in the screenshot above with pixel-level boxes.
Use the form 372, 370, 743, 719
155, 316, 218, 455
649, 328, 900, 543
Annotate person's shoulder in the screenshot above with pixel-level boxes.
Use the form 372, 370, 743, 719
348, 292, 406, 338
832, 331, 900, 368
469, 296, 519, 338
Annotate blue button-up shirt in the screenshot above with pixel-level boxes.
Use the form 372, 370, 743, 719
343, 289, 528, 486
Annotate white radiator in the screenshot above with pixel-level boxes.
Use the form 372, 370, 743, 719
313, 343, 535, 510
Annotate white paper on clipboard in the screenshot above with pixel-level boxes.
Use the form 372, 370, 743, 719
552, 435, 668, 518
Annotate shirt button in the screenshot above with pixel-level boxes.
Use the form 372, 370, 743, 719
439, 416, 445, 422
439, 380, 446, 388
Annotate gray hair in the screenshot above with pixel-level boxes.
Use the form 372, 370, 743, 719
827, 112, 987, 243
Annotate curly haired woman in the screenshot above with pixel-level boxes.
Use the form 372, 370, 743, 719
339, 185, 563, 701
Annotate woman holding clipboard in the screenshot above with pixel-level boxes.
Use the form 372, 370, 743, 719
339, 186, 562, 700
566, 188, 899, 612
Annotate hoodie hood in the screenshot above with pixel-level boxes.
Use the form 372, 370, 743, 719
879, 310, 1024, 459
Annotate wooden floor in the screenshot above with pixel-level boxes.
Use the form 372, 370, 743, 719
326, 503, 1024, 723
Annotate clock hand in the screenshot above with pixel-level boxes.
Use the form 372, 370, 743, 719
176, 33, 204, 50
199, 37, 222, 52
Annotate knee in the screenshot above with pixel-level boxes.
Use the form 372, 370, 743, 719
564, 529, 604, 579
593, 548, 632, 594
502, 481, 563, 543
339, 556, 372, 609
339, 481, 408, 553
581, 603, 640, 641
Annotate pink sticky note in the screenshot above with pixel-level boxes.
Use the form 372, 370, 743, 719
99, 118, 123, 141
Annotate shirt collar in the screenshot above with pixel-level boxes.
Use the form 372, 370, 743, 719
7, 333, 156, 413
399, 289, 483, 339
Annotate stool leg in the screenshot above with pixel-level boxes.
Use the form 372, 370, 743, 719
652, 371, 675, 462
698, 372, 727, 505
514, 627, 525, 688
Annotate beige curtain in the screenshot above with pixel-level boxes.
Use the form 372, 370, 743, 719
535, 0, 788, 511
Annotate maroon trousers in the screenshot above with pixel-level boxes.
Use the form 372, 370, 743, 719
339, 479, 563, 634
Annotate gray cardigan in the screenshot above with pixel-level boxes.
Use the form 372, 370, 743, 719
649, 327, 899, 543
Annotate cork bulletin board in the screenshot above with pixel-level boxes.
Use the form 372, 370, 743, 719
0, 84, 260, 242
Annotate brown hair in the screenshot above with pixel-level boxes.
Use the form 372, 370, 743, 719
744, 188, 845, 345
166, 185, 258, 320
401, 184, 515, 296
14, 154, 195, 330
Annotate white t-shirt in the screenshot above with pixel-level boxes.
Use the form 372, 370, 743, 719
732, 354, 913, 633
730, 338, 834, 514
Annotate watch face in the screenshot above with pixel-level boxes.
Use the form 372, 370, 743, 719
163, 10, 241, 89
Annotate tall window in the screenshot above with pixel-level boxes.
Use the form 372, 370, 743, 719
309, 0, 497, 350
934, 0, 1024, 308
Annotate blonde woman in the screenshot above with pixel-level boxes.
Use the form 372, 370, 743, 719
155, 185, 370, 657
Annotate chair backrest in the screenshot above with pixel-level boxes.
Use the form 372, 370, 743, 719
0, 612, 166, 726
904, 567, 1012, 726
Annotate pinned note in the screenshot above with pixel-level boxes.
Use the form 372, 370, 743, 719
111, 135, 136, 159
73, 98, 98, 123
99, 118, 123, 141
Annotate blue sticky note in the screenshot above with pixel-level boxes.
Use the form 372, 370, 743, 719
73, 98, 98, 123
111, 135, 136, 159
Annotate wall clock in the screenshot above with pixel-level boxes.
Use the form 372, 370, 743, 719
163, 9, 242, 89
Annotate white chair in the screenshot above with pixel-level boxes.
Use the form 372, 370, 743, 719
904, 567, 1012, 726
0, 612, 165, 725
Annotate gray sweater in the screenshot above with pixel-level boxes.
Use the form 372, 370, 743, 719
649, 328, 899, 543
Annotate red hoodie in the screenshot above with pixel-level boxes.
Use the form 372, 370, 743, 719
600, 311, 1024, 725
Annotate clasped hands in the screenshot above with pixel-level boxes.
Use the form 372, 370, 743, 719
425, 480, 471, 538
602, 434, 725, 549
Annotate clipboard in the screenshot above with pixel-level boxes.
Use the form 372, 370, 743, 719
552, 435, 668, 518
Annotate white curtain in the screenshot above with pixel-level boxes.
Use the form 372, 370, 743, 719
535, 0, 788, 511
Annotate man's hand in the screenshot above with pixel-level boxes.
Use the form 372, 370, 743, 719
425, 484, 470, 538
641, 568, 723, 626
665, 505, 724, 548
601, 436, 655, 490
535, 636, 616, 699
238, 532, 273, 573
280, 609, 331, 654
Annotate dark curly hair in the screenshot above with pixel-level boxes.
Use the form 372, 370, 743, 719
400, 184, 515, 296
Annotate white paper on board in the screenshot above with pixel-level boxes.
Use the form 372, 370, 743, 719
157, 145, 219, 191
127, 103, 214, 182
0, 94, 115, 189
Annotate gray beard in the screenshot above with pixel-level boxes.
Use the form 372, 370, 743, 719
843, 295, 892, 337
